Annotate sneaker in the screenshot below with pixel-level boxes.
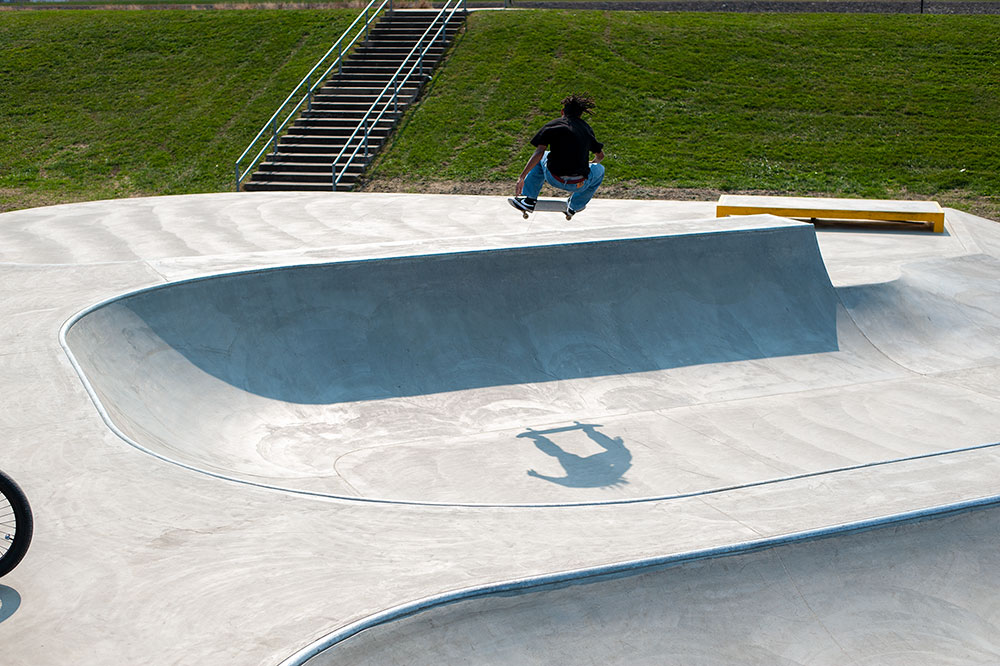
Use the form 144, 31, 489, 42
566, 206, 578, 220
508, 196, 536, 213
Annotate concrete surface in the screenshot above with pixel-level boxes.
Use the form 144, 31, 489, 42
0, 192, 999, 665
308, 504, 1000, 665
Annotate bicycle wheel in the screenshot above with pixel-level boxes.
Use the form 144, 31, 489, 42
0, 470, 32, 578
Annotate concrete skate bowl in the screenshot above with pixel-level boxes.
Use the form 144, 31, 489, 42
61, 215, 1000, 505
289, 502, 1000, 665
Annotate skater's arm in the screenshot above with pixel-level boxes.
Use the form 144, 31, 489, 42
515, 145, 547, 196
592, 150, 605, 164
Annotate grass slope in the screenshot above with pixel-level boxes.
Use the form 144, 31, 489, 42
368, 11, 999, 214
1, 10, 998, 215
0, 9, 355, 211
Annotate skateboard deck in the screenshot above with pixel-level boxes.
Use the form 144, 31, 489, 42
509, 197, 573, 220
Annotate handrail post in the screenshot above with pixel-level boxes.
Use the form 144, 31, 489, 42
235, 164, 240, 192
270, 117, 277, 157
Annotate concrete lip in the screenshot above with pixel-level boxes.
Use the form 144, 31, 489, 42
2, 192, 1000, 665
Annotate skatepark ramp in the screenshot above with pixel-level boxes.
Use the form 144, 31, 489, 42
287, 501, 1000, 665
68, 219, 837, 403
16, 191, 1000, 666
63, 215, 841, 502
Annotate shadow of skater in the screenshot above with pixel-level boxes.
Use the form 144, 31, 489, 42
518, 421, 631, 488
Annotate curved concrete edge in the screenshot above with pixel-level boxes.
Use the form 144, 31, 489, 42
53, 313, 1000, 512
279, 493, 1000, 666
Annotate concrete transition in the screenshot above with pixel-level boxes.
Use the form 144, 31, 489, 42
2, 193, 999, 665
65, 215, 847, 504
304, 505, 1000, 666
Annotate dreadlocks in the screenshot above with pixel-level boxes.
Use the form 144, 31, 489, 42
561, 94, 596, 119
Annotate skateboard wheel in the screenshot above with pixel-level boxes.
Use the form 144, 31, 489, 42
522, 212, 529, 219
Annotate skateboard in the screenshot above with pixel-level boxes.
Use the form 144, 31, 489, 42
508, 197, 574, 221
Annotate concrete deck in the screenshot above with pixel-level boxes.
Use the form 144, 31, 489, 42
1, 192, 998, 664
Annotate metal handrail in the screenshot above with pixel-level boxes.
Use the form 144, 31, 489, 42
234, 0, 392, 191
332, 0, 465, 190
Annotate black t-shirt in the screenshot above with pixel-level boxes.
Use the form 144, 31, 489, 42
531, 116, 603, 178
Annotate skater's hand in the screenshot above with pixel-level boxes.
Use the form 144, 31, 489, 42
515, 177, 525, 196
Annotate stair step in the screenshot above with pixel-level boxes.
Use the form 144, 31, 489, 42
298, 107, 402, 118
337, 66, 430, 76
279, 134, 380, 144
308, 95, 415, 106
294, 112, 396, 122
342, 55, 443, 69
295, 112, 396, 123
364, 33, 459, 46
257, 159, 371, 172
286, 127, 393, 138
368, 28, 461, 38
273, 147, 373, 157
291, 124, 394, 136
370, 22, 462, 32
304, 102, 413, 115
313, 86, 420, 98
310, 92, 419, 105
354, 44, 446, 54
243, 181, 355, 192
249, 169, 364, 184
325, 75, 429, 87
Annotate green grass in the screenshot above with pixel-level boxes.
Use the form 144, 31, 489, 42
1, 1, 369, 5
370, 11, 1000, 214
0, 9, 356, 210
1, 10, 998, 216
4, 0, 998, 5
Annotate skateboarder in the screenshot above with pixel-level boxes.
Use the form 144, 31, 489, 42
510, 94, 605, 219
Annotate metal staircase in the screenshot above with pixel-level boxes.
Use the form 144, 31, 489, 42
237, 3, 466, 192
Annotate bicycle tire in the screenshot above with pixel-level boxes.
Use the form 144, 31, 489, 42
0, 469, 33, 578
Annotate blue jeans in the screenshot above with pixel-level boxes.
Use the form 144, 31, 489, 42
522, 151, 605, 212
